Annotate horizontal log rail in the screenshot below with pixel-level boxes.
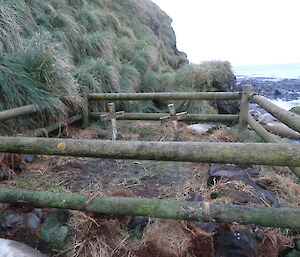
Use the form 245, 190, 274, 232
0, 188, 299, 229
88, 92, 241, 101
90, 112, 239, 122
0, 137, 299, 166
27, 115, 82, 137
0, 105, 37, 122
250, 93, 300, 133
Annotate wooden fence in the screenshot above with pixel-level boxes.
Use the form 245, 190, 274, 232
0, 85, 299, 228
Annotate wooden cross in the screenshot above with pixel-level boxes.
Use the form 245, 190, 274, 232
100, 102, 125, 140
160, 104, 187, 140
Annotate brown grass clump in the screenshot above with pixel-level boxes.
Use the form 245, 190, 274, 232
68, 190, 134, 257
130, 220, 214, 257
205, 126, 235, 142
70, 212, 130, 257
0, 153, 24, 179
258, 228, 294, 257
258, 168, 300, 208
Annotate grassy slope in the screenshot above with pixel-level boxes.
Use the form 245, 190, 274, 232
0, 0, 234, 132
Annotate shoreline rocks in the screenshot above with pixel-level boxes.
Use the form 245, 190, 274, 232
237, 76, 300, 102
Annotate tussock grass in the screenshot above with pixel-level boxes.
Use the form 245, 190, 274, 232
66, 31, 115, 64
119, 63, 141, 93
2, 0, 241, 132
0, 54, 62, 119
77, 59, 120, 94
141, 70, 159, 92
0, 5, 23, 52
23, 34, 83, 113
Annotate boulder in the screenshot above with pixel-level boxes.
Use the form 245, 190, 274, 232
38, 209, 72, 250
0, 238, 46, 257
1, 209, 24, 230
24, 213, 41, 231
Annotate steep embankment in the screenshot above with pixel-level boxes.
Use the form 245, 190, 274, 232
0, 0, 236, 132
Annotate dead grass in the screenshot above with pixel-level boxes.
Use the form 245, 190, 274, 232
69, 190, 134, 257
1, 125, 299, 256
258, 167, 300, 208
69, 213, 215, 257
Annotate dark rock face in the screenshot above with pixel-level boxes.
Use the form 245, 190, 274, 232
212, 76, 238, 92
212, 76, 240, 114
214, 231, 258, 257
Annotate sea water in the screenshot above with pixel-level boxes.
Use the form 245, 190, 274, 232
234, 63, 300, 110
234, 63, 300, 79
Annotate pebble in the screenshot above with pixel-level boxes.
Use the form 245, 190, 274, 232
23, 154, 35, 163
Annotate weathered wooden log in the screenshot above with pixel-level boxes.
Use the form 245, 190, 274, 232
0, 105, 37, 122
251, 94, 300, 133
238, 85, 252, 132
248, 114, 300, 178
0, 188, 299, 229
0, 137, 299, 167
90, 112, 239, 122
248, 114, 280, 143
82, 87, 89, 128
88, 92, 241, 101
27, 115, 82, 137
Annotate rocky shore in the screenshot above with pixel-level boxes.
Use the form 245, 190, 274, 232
237, 76, 300, 102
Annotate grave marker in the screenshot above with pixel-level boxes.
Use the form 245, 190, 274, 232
100, 103, 125, 140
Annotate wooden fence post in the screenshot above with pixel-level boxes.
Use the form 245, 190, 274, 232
238, 84, 252, 132
160, 104, 187, 141
82, 88, 89, 128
